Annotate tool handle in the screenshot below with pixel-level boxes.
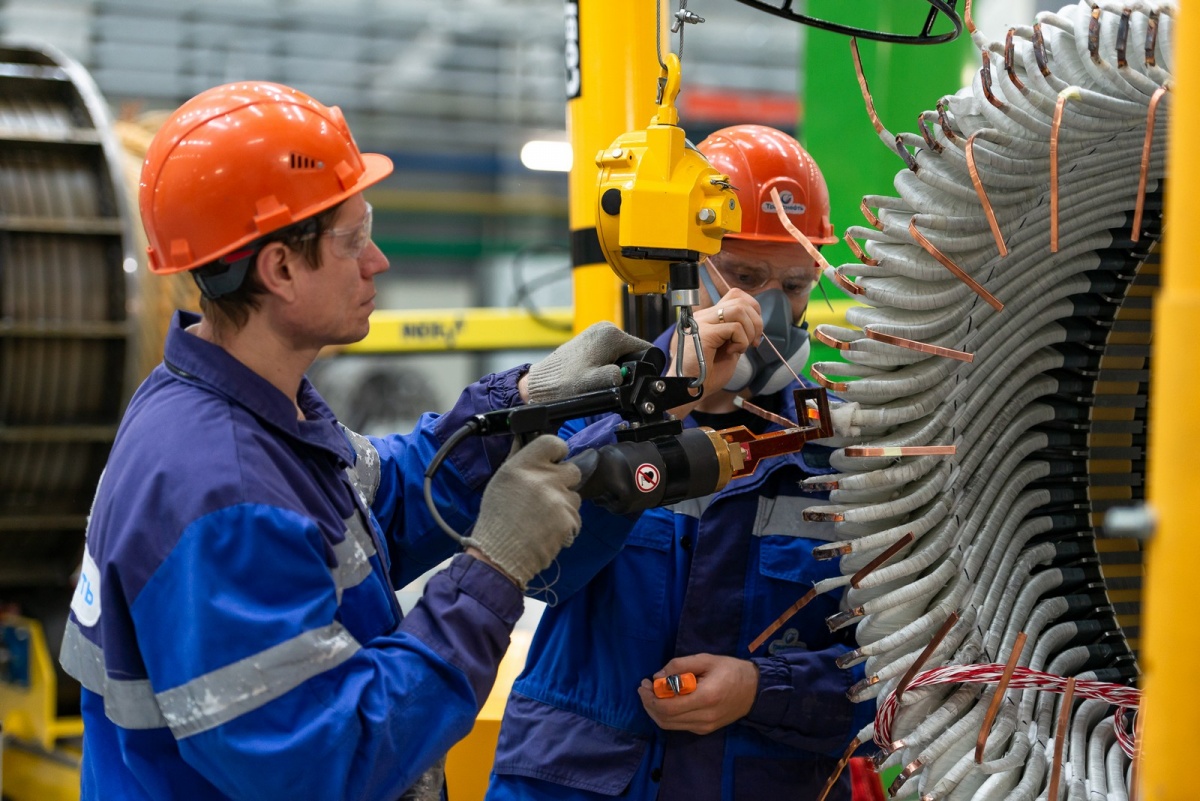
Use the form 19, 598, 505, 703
652, 672, 697, 699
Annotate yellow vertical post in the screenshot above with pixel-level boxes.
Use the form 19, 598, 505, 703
1140, 5, 1198, 799
566, 0, 661, 333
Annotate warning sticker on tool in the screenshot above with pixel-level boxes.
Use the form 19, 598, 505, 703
635, 464, 661, 493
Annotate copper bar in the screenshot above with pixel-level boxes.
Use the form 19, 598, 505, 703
894, 612, 959, 704
1034, 24, 1052, 77
809, 363, 850, 393
769, 187, 832, 274
974, 632, 1028, 763
919, 111, 944, 153
849, 37, 884, 135
844, 231, 880, 265
1088, 6, 1103, 63
966, 132, 1009, 257
1145, 11, 1158, 67
1047, 676, 1077, 801
734, 396, 800, 429
937, 98, 958, 142
749, 587, 817, 653
844, 446, 957, 458
981, 51, 1004, 109
894, 135, 919, 172
1132, 86, 1168, 242
1116, 9, 1131, 69
815, 738, 860, 801
850, 531, 915, 589
965, 0, 976, 33
831, 266, 865, 296
908, 220, 1004, 311
1005, 29, 1025, 91
865, 327, 975, 362
813, 325, 855, 352
860, 198, 882, 230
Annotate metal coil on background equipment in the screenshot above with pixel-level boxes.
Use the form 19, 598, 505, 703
0, 40, 138, 773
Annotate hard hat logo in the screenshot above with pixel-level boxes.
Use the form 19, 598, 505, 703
139, 82, 393, 275
697, 124, 835, 245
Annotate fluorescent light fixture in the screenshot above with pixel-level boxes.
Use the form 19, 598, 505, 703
520, 140, 573, 172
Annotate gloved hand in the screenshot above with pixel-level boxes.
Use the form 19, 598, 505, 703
525, 322, 652, 404
466, 434, 582, 588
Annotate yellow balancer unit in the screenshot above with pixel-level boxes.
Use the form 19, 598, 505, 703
594, 54, 741, 295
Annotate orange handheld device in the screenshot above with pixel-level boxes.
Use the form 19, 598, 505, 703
652, 672, 698, 699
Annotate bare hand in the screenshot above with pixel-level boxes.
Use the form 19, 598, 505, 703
637, 653, 759, 735
666, 289, 763, 415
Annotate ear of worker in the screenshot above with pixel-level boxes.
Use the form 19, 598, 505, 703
525, 322, 653, 403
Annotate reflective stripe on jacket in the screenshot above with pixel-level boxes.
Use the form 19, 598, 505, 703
61, 310, 528, 801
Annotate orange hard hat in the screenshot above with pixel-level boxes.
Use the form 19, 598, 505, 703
139, 82, 393, 274
696, 124, 835, 245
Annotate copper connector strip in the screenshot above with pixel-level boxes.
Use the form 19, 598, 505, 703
964, 0, 976, 33
861, 198, 882, 230
844, 231, 880, 266
974, 632, 1028, 763
894, 612, 959, 704
980, 51, 1004, 109
831, 266, 866, 297
809, 363, 850, 393
919, 111, 944, 153
1051, 88, 1081, 253
1132, 86, 1168, 242
813, 326, 854, 352
849, 37, 884, 135
1034, 24, 1052, 77
1047, 676, 1077, 801
966, 132, 1009, 257
844, 445, 957, 458
850, 531, 915, 589
937, 99, 958, 142
889, 757, 925, 798
865, 327, 975, 362
769, 187, 832, 276
748, 587, 817, 653
1145, 10, 1158, 68
1005, 29, 1025, 91
815, 738, 861, 801
894, 135, 919, 172
733, 396, 800, 429
1088, 5, 1103, 64
908, 220, 1004, 311
1116, 8, 1131, 69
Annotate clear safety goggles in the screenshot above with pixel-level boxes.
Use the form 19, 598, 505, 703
320, 203, 374, 260
710, 258, 817, 299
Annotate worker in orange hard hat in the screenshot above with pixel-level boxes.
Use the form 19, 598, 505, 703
58, 82, 754, 801
488, 125, 874, 801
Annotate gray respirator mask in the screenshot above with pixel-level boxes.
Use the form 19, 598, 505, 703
700, 268, 810, 397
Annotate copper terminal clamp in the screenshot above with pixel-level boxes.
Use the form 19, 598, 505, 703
719, 387, 834, 480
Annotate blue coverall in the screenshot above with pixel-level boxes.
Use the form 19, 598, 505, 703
59, 311, 624, 800
488, 378, 875, 801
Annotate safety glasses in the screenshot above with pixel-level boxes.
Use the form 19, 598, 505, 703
321, 203, 374, 260
710, 259, 817, 299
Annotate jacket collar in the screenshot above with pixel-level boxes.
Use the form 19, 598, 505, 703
163, 311, 355, 465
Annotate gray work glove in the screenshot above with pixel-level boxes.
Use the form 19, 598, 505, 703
526, 321, 653, 403
466, 434, 582, 588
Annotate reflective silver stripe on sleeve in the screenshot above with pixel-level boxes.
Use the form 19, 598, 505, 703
342, 427, 382, 508
156, 621, 361, 739
60, 619, 168, 729
332, 512, 377, 603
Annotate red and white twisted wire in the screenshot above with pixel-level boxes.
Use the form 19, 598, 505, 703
875, 663, 1141, 749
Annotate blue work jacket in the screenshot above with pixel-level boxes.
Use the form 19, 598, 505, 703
58, 311, 613, 801
488, 379, 875, 801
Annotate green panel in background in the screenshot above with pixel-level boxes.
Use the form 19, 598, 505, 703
800, 0, 978, 380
